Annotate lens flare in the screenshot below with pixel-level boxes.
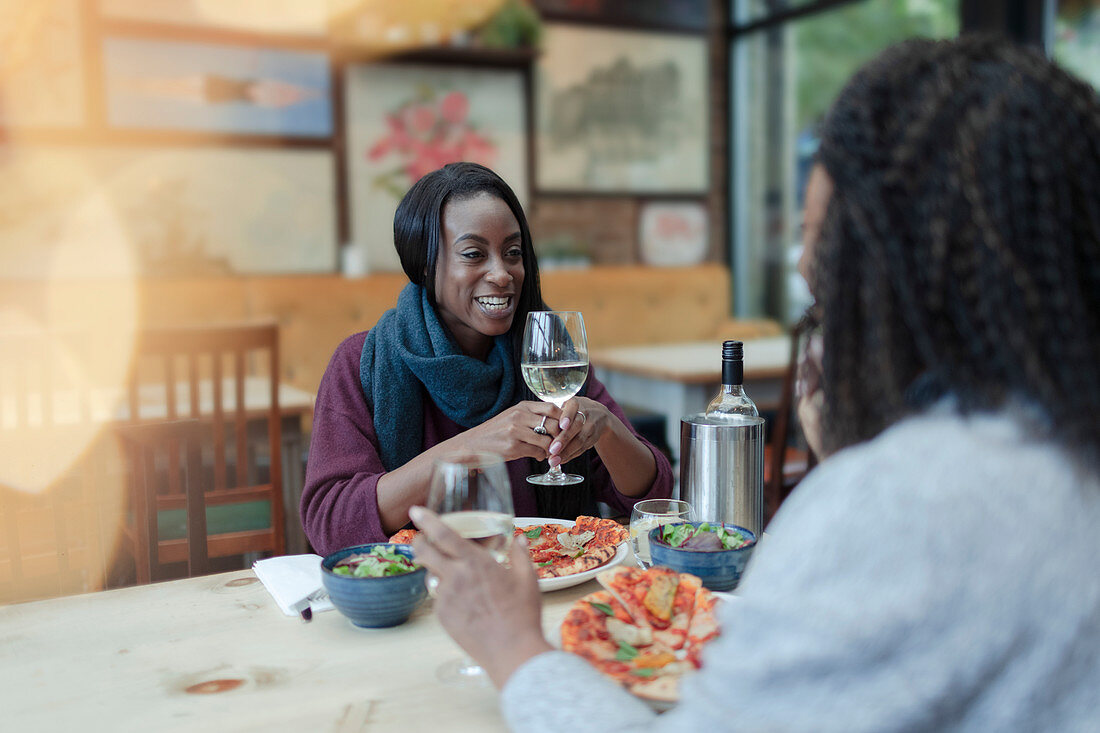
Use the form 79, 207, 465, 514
0, 145, 136, 600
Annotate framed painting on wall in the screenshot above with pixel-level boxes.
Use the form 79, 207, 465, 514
638, 200, 709, 267
0, 145, 337, 278
344, 63, 528, 273
535, 24, 708, 193
0, 0, 85, 128
101, 37, 333, 137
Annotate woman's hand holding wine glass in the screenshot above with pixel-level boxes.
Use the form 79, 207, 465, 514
409, 505, 550, 689
521, 311, 589, 485
416, 451, 515, 685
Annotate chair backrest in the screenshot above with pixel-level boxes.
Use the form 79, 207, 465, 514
117, 419, 210, 581
764, 319, 817, 524
126, 322, 285, 574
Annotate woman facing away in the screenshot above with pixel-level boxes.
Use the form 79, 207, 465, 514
301, 162, 673, 555
410, 36, 1100, 731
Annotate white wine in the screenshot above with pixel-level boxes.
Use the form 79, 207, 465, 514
521, 360, 589, 406
630, 515, 683, 566
439, 510, 513, 564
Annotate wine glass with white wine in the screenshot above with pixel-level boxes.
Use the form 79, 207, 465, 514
521, 311, 589, 486
425, 451, 514, 685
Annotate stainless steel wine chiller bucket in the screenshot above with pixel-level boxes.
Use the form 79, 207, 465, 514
678, 414, 765, 537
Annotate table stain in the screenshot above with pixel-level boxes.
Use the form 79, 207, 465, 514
185, 678, 245, 695
225, 577, 258, 588
250, 667, 289, 687
170, 665, 290, 696
211, 576, 261, 596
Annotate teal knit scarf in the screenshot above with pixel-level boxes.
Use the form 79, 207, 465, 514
360, 283, 518, 471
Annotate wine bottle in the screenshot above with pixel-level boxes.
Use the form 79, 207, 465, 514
705, 340, 759, 420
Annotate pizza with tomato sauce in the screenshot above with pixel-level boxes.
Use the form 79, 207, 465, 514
559, 567, 721, 704
389, 515, 628, 580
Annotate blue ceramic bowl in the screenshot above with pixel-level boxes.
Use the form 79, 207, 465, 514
320, 543, 428, 628
648, 522, 757, 592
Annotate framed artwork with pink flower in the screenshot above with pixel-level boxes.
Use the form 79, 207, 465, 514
344, 62, 528, 273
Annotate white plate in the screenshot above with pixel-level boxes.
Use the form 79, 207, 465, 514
514, 517, 629, 593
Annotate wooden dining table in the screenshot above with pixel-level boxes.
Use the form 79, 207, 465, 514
0, 567, 599, 731
590, 336, 792, 465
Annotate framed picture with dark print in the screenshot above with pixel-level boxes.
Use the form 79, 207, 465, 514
0, 145, 338, 278
0, 0, 86, 129
536, 24, 708, 193
532, 0, 710, 33
101, 36, 333, 137
344, 63, 528, 273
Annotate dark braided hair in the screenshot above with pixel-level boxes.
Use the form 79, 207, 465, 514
812, 35, 1100, 467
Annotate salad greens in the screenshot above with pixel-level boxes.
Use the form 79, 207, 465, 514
659, 522, 751, 551
332, 545, 419, 577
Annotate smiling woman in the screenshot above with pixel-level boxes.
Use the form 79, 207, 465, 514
300, 162, 673, 556
433, 192, 525, 359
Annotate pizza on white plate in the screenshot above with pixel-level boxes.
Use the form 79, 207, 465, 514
390, 515, 628, 580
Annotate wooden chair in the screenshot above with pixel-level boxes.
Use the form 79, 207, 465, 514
117, 420, 210, 581
764, 320, 817, 525
124, 322, 286, 582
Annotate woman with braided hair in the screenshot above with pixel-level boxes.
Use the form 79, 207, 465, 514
406, 36, 1100, 731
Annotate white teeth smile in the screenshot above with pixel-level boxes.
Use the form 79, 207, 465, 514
476, 296, 511, 312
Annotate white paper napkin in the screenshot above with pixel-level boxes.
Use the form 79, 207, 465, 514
252, 554, 335, 617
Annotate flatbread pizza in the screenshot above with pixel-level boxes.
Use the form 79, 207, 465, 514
388, 515, 628, 580
560, 567, 721, 705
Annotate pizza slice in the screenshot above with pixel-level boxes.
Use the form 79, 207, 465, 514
597, 566, 700, 649
518, 519, 625, 579
573, 515, 630, 547
596, 566, 652, 627
389, 529, 418, 544
683, 585, 721, 669
623, 673, 681, 704
652, 570, 700, 651
562, 574, 708, 706
562, 590, 686, 690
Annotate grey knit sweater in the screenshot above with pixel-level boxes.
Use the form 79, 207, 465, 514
501, 406, 1100, 731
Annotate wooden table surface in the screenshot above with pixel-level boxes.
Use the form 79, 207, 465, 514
0, 567, 599, 731
590, 336, 791, 385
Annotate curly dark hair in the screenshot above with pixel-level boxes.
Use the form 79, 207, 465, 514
812, 35, 1100, 466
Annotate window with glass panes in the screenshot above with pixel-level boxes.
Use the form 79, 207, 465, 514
728, 0, 961, 322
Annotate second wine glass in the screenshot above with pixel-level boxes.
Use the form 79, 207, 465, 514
520, 311, 589, 486
426, 451, 514, 685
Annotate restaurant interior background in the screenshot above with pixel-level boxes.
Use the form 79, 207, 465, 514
1, 0, 1096, 605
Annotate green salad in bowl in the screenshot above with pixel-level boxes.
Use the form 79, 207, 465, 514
659, 522, 753, 551
331, 545, 420, 578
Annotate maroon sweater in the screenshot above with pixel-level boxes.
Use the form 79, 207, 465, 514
301, 331, 674, 555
